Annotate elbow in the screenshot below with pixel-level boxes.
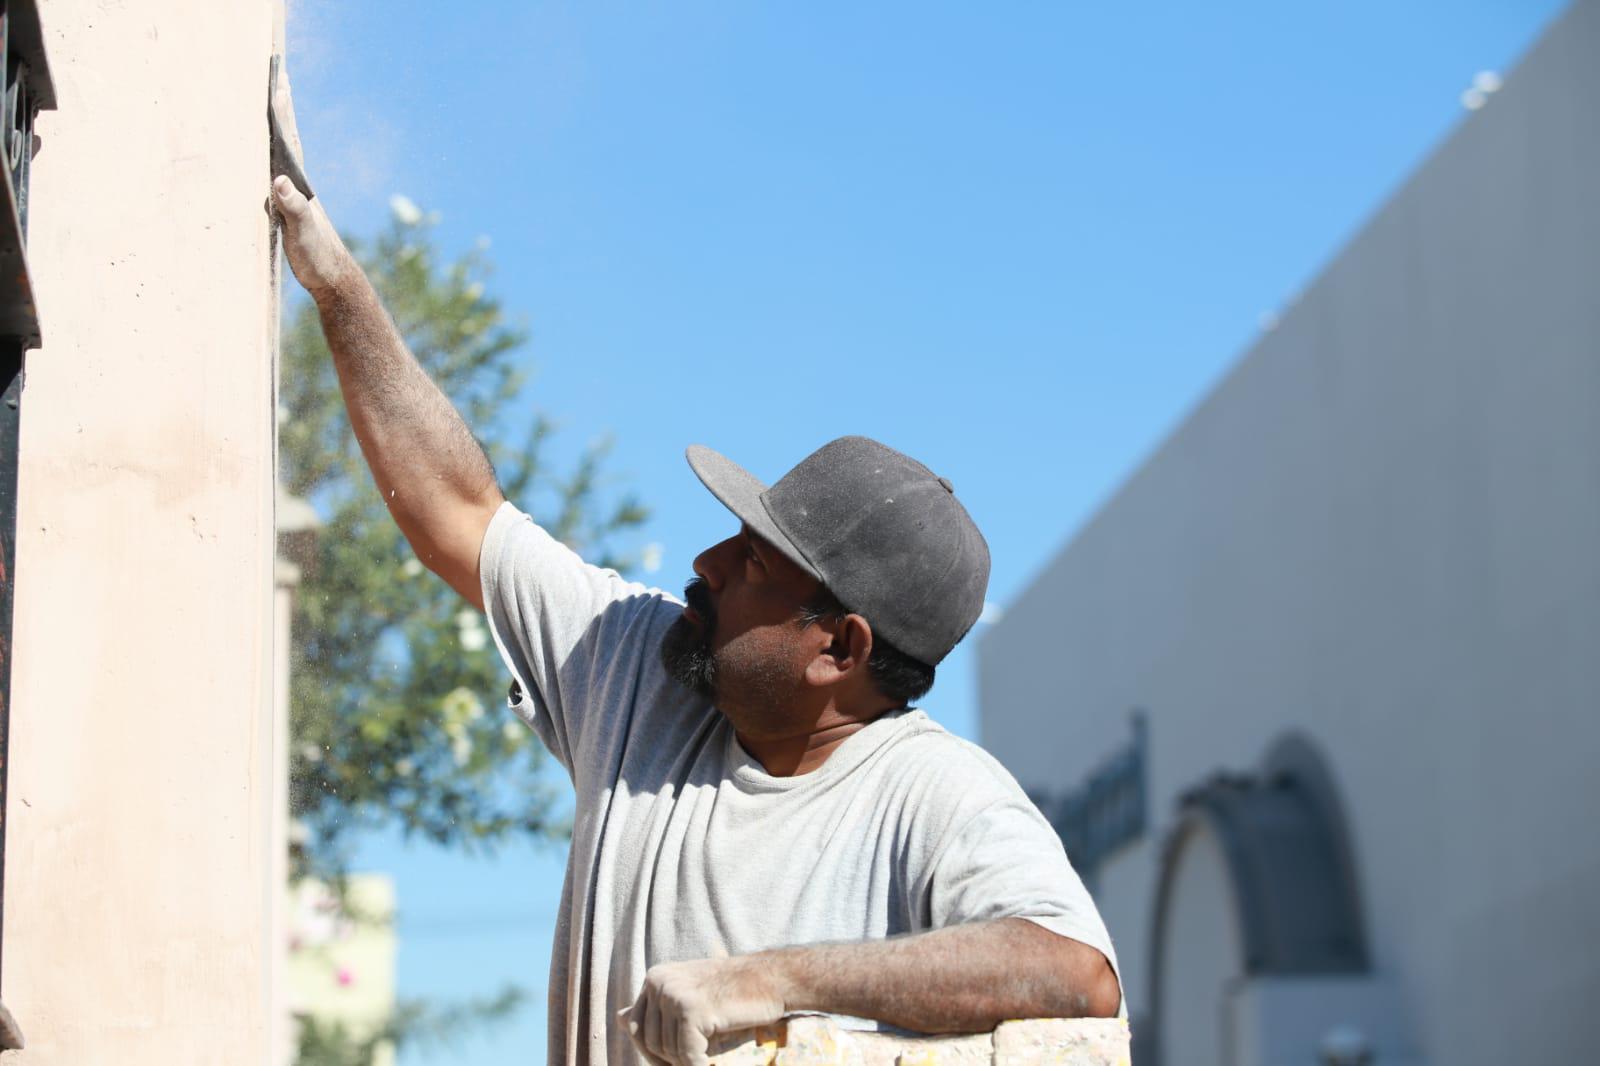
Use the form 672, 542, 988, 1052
1041, 938, 1120, 1019
1005, 920, 1122, 1021
1078, 954, 1121, 1018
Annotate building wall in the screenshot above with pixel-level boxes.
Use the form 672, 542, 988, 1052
3, 0, 284, 1061
979, 2, 1599, 1063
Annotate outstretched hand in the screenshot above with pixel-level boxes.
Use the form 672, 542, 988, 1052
619, 956, 788, 1066
268, 61, 351, 298
273, 175, 351, 298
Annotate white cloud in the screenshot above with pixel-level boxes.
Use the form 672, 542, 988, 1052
979, 600, 1004, 625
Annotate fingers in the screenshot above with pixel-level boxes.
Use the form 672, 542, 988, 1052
625, 960, 766, 1065
619, 1003, 672, 1066
273, 176, 310, 220
271, 58, 305, 158
646, 990, 665, 1061
274, 59, 291, 106
661, 1001, 682, 1066
677, 1019, 712, 1066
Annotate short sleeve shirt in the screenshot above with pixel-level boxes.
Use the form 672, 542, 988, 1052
479, 502, 1119, 1065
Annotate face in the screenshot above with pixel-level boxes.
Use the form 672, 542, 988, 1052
659, 525, 826, 734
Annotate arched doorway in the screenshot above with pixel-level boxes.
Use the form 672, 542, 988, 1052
1147, 734, 1369, 1066
1154, 818, 1246, 1066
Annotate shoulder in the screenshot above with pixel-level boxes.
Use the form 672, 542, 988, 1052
883, 714, 1028, 793
485, 501, 683, 624
867, 713, 1040, 825
857, 715, 1065, 885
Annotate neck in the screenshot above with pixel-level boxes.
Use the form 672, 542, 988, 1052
731, 699, 902, 777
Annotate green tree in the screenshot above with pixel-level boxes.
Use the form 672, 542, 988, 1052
279, 202, 646, 880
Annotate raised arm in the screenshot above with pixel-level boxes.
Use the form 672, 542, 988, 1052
622, 919, 1120, 1065
270, 72, 501, 608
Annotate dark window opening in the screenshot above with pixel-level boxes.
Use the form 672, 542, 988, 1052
0, 0, 55, 1049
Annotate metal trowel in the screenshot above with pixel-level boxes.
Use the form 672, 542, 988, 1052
268, 54, 314, 200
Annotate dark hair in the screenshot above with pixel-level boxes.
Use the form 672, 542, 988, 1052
796, 587, 936, 706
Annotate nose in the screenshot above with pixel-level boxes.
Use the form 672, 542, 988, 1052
692, 533, 741, 592
692, 547, 718, 591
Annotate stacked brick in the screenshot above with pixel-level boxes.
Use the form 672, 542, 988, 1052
707, 1016, 1131, 1065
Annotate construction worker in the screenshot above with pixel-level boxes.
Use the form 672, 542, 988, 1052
271, 71, 1118, 1066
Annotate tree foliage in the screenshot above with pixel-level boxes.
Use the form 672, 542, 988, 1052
279, 206, 647, 880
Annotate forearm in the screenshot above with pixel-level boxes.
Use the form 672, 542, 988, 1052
313, 258, 503, 585
763, 918, 1118, 1033
625, 918, 1119, 1060
269, 72, 500, 600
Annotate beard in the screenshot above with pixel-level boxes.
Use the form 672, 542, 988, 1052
659, 578, 801, 731
660, 577, 720, 700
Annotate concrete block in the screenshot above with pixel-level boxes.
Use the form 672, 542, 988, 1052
708, 1016, 1131, 1065
991, 1019, 1133, 1065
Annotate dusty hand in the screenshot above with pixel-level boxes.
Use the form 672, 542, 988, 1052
273, 175, 351, 297
619, 956, 787, 1066
268, 62, 351, 297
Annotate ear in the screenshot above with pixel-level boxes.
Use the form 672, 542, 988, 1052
802, 614, 874, 688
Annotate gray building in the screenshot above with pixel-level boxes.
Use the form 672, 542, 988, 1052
978, 3, 1599, 1064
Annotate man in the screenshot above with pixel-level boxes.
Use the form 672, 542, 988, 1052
271, 78, 1118, 1066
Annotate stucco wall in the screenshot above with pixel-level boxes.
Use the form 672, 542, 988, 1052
980, 2, 1599, 1063
3, 0, 283, 1061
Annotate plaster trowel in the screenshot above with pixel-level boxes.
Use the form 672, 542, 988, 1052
268, 55, 314, 200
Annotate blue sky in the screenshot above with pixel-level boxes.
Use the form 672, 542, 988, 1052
286, 2, 1566, 1061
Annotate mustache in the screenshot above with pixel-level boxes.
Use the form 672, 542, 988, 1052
682, 577, 716, 632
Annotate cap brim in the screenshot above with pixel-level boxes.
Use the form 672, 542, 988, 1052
686, 444, 822, 580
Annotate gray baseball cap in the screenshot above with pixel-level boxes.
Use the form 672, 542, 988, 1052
686, 435, 990, 666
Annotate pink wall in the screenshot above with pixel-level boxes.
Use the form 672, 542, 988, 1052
4, 0, 284, 1060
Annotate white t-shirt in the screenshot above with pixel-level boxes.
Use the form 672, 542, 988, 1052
479, 502, 1118, 1065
